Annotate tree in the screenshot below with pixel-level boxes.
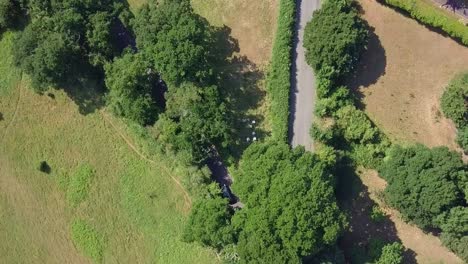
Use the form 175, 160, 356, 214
435, 206, 468, 262
380, 145, 466, 229
457, 126, 468, 153
132, 0, 215, 85
376, 242, 404, 264
104, 52, 161, 125
441, 72, 468, 128
303, 0, 367, 85
184, 194, 235, 250
155, 83, 231, 163
231, 141, 346, 263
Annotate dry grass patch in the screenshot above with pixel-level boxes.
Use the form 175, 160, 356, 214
350, 0, 468, 150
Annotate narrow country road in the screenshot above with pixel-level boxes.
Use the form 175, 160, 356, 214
289, 0, 320, 151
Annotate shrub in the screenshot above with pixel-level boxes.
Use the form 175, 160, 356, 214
38, 161, 51, 174
266, 0, 295, 142
71, 219, 105, 263
376, 242, 404, 264
370, 205, 387, 223
440, 73, 468, 128
381, 0, 468, 46
67, 164, 94, 207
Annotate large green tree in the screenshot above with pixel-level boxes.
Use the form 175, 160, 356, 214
380, 145, 467, 229
435, 206, 468, 262
303, 0, 367, 85
104, 52, 161, 125
231, 141, 346, 263
132, 0, 215, 86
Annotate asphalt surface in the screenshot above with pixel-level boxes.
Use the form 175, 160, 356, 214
289, 0, 320, 151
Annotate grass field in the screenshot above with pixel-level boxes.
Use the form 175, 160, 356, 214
350, 0, 468, 151
0, 0, 279, 263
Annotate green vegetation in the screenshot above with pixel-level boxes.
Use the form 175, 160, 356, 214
67, 164, 94, 207
381, 0, 468, 46
380, 145, 466, 229
304, 0, 367, 95
0, 0, 21, 30
232, 141, 346, 263
71, 219, 105, 263
370, 205, 386, 223
376, 242, 404, 264
266, 0, 295, 141
435, 206, 468, 262
104, 52, 161, 125
441, 73, 468, 152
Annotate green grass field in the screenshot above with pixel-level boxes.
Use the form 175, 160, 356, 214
0, 30, 218, 263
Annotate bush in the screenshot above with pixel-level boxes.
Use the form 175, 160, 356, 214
67, 164, 94, 207
370, 205, 387, 223
381, 0, 468, 46
457, 126, 468, 153
376, 242, 404, 264
38, 161, 51, 174
304, 0, 368, 87
266, 0, 295, 142
441, 73, 468, 128
71, 219, 105, 263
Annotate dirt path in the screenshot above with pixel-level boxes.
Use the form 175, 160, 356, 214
99, 110, 192, 213
289, 0, 320, 151
360, 170, 463, 264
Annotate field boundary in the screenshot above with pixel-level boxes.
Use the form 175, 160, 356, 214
100, 110, 193, 213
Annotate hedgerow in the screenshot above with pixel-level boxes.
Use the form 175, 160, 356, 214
266, 0, 295, 142
380, 0, 468, 46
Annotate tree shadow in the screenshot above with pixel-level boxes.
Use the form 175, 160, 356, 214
346, 27, 387, 110
62, 76, 106, 115
211, 26, 268, 161
336, 163, 417, 264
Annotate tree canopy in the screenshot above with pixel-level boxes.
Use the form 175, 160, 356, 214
380, 145, 467, 229
435, 206, 468, 262
0, 0, 21, 30
303, 0, 367, 83
231, 141, 346, 263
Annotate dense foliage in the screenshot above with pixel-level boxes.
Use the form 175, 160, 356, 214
381, 0, 468, 46
304, 0, 367, 92
12, 0, 131, 91
435, 206, 468, 262
441, 73, 468, 152
375, 242, 404, 264
184, 192, 234, 250
380, 145, 467, 229
266, 0, 295, 141
132, 0, 215, 86
105, 52, 161, 125
231, 141, 346, 263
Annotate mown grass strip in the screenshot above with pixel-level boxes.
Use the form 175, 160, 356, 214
380, 0, 468, 45
267, 0, 296, 142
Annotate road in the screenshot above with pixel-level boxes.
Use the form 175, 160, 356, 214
289, 0, 320, 151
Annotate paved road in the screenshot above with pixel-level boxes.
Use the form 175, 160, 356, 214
289, 0, 320, 151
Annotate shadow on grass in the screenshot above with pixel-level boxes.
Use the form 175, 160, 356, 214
346, 27, 387, 110
62, 76, 106, 115
336, 162, 417, 264
212, 26, 268, 161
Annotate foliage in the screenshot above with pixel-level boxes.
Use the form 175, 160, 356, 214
376, 242, 404, 264
380, 145, 466, 229
71, 219, 105, 263
381, 0, 468, 46
12, 0, 130, 91
231, 141, 346, 263
132, 0, 215, 86
435, 206, 468, 262
368, 238, 387, 261
184, 192, 235, 250
104, 52, 161, 125
370, 205, 386, 223
155, 83, 231, 164
304, 0, 368, 88
0, 0, 21, 30
266, 0, 295, 141
38, 161, 51, 174
314, 86, 353, 118
441, 73, 468, 128
67, 164, 94, 207
457, 126, 468, 153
